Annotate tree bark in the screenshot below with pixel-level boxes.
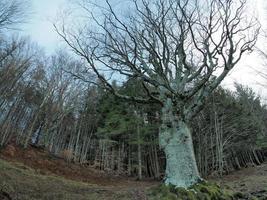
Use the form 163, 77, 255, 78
159, 120, 201, 187
159, 99, 201, 187
137, 122, 142, 180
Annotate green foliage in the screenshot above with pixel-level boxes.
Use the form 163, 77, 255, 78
195, 84, 267, 149
97, 92, 138, 139
96, 80, 159, 143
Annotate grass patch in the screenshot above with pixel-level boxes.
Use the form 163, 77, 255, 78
0, 159, 131, 200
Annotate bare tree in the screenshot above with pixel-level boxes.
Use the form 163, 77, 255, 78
255, 46, 267, 85
0, 0, 29, 30
55, 0, 259, 188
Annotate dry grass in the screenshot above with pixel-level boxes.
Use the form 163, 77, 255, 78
60, 149, 74, 162
0, 159, 133, 200
1, 151, 267, 200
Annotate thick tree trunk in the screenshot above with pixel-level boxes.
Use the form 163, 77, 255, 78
159, 102, 201, 188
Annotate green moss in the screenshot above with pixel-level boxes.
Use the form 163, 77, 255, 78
233, 192, 245, 199
147, 181, 244, 200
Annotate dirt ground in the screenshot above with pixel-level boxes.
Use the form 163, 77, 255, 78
0, 144, 267, 199
212, 163, 267, 199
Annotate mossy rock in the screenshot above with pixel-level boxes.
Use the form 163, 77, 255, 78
147, 181, 251, 200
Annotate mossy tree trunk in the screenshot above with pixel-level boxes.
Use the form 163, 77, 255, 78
159, 99, 201, 188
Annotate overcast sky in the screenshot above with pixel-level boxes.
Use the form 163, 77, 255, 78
20, 0, 267, 99
22, 0, 68, 53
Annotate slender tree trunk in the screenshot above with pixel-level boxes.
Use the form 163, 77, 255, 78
128, 145, 132, 176
137, 122, 142, 180
74, 122, 82, 162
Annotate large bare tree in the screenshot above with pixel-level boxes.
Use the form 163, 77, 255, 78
55, 0, 259, 188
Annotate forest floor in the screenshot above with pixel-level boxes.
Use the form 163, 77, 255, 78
0, 144, 266, 200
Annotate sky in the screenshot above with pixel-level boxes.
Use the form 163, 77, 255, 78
20, 0, 267, 99
22, 0, 68, 54
224, 0, 267, 96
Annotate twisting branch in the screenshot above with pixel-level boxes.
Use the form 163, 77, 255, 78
55, 0, 259, 120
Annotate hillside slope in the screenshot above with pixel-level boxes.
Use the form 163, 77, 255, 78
0, 159, 136, 200
0, 145, 267, 200
0, 144, 155, 200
